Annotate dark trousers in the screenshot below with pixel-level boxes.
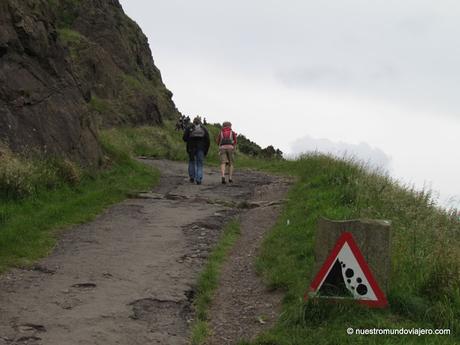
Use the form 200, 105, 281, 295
188, 149, 204, 182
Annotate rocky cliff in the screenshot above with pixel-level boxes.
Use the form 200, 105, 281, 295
0, 0, 178, 165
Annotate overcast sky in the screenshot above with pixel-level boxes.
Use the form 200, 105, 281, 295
120, 0, 460, 209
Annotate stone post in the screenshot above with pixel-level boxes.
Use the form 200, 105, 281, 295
312, 217, 391, 296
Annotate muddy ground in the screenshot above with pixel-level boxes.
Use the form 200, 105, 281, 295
0, 160, 290, 345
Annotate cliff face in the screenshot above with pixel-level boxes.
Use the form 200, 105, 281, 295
53, 0, 178, 126
0, 0, 178, 165
0, 0, 102, 164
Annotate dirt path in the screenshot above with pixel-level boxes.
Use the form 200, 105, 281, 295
207, 179, 289, 345
0, 160, 289, 345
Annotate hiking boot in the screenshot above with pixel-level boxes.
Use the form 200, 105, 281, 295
189, 178, 195, 183
221, 177, 226, 184
196, 180, 202, 185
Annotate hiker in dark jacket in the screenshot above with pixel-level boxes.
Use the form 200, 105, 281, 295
183, 116, 210, 185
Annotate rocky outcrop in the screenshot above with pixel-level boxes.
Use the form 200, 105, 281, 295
0, 0, 178, 164
0, 0, 102, 164
52, 0, 178, 127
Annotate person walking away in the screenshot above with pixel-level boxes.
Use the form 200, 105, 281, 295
183, 116, 210, 185
216, 121, 237, 184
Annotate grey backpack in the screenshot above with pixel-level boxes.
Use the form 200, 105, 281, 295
190, 124, 205, 138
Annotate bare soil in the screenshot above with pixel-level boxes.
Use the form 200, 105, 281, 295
0, 160, 290, 345
207, 178, 290, 345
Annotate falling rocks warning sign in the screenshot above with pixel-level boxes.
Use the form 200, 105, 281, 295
306, 218, 391, 308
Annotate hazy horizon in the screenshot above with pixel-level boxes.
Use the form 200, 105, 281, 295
119, 0, 460, 209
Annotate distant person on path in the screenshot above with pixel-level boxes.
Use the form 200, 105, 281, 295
184, 116, 191, 128
183, 116, 210, 185
216, 121, 237, 184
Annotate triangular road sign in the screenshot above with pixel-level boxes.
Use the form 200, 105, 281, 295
307, 232, 388, 308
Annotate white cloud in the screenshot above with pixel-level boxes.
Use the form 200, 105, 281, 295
289, 136, 392, 171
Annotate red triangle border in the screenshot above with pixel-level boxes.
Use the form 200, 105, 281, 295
306, 231, 388, 308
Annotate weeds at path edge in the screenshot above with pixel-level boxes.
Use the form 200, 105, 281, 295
191, 220, 241, 345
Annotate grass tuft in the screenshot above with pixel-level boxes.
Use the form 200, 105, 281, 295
191, 220, 241, 345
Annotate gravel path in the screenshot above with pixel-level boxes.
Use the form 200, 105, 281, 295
0, 160, 289, 345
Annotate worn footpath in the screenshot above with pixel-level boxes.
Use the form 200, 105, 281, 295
0, 160, 290, 345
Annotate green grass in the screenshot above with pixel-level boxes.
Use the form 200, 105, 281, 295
100, 121, 285, 168
0, 143, 159, 272
248, 154, 460, 344
120, 73, 146, 92
2, 119, 458, 344
56, 26, 91, 61
57, 28, 86, 45
191, 220, 241, 345
101, 121, 223, 163
98, 122, 460, 343
0, 120, 229, 272
89, 96, 116, 115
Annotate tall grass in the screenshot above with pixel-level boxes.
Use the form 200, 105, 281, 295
100, 121, 235, 165
100, 123, 190, 161
253, 153, 460, 344
0, 141, 158, 272
0, 146, 82, 200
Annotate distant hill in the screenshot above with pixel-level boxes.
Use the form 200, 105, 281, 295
0, 0, 178, 165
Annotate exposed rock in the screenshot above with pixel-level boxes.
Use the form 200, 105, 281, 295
52, 0, 178, 127
0, 0, 102, 164
0, 0, 179, 164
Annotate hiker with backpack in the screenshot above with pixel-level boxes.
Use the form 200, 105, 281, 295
216, 121, 237, 184
183, 116, 210, 185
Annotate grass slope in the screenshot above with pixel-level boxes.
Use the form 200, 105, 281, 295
252, 155, 460, 345
0, 145, 158, 272
1, 121, 458, 344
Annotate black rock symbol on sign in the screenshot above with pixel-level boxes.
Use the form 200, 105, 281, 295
318, 259, 353, 297
318, 258, 371, 299
308, 232, 387, 307
342, 261, 369, 297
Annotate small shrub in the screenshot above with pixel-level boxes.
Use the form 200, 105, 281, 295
57, 28, 86, 46
0, 146, 83, 199
54, 159, 82, 185
0, 154, 34, 199
32, 159, 61, 189
89, 96, 114, 115
120, 73, 144, 91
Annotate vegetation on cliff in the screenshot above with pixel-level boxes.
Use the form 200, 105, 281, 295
0, 0, 178, 164
49, 0, 178, 127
